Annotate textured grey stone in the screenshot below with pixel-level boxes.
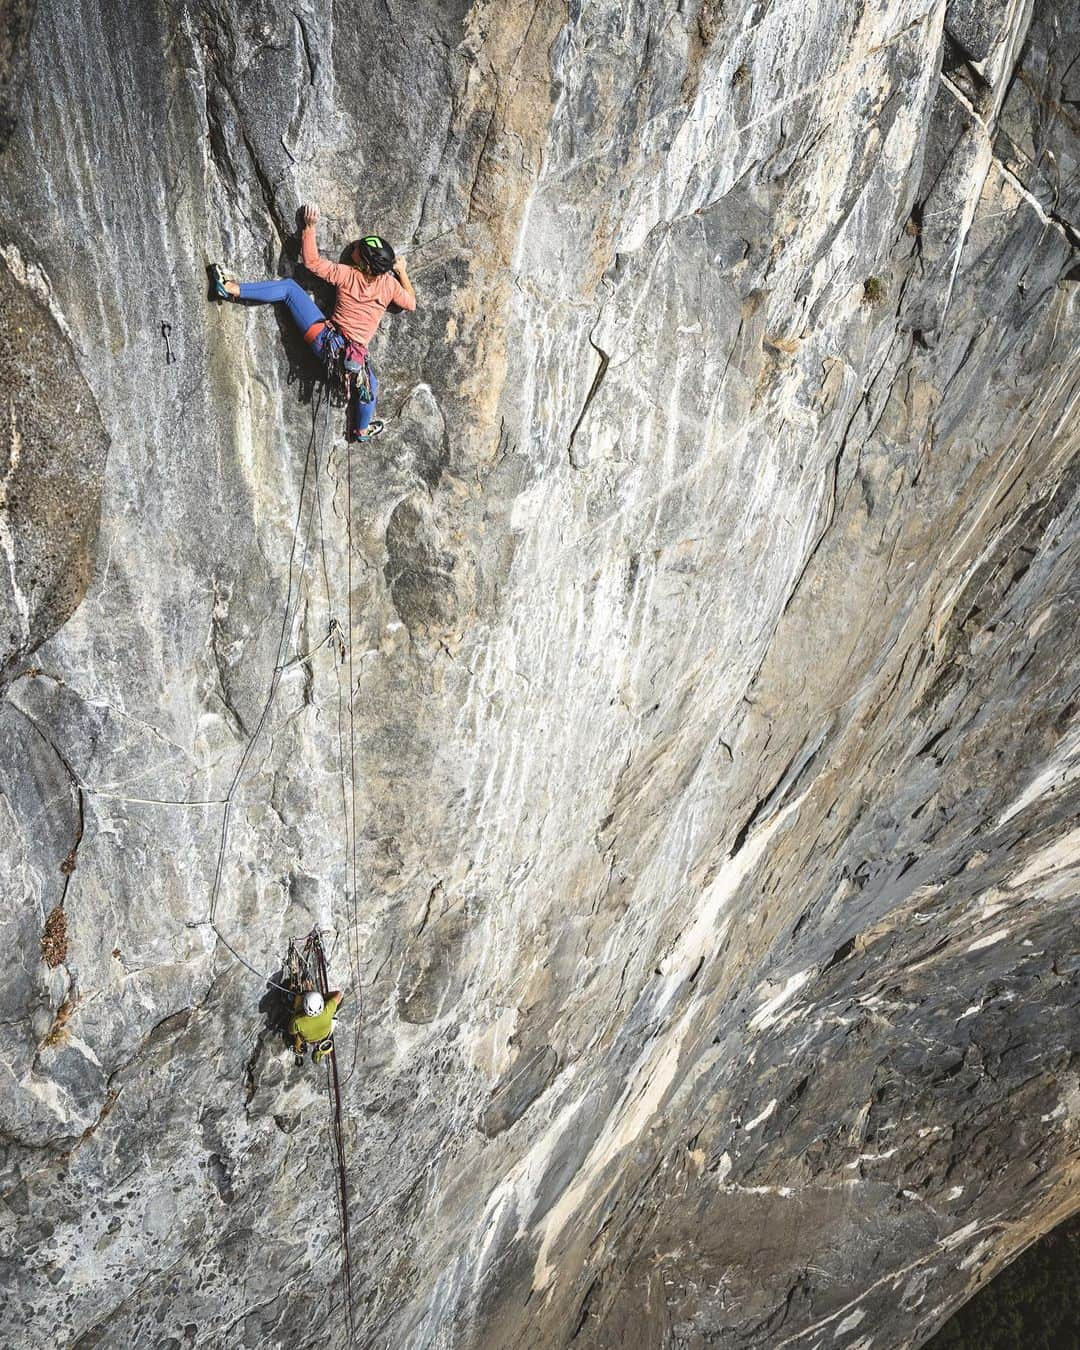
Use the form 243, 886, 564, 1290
0, 1, 1078, 1348
0, 0, 37, 150
0, 253, 109, 685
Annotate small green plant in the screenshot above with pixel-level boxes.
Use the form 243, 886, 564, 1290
43, 997, 74, 1047
863, 276, 886, 305
924, 1212, 1080, 1349
698, 0, 724, 47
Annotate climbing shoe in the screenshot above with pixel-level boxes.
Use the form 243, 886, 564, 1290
210, 263, 237, 300
351, 419, 384, 443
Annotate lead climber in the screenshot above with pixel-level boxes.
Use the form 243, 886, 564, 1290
289, 986, 347, 1066
210, 204, 416, 441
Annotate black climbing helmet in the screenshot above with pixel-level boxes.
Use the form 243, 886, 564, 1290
354, 234, 396, 275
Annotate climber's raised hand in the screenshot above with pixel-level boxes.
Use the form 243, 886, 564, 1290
302, 203, 319, 228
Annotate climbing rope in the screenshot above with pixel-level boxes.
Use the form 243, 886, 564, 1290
301, 390, 363, 1340
197, 373, 364, 1015
194, 360, 366, 1338
309, 929, 356, 1343
204, 388, 324, 931
275, 616, 345, 673
311, 400, 365, 1080
283, 928, 356, 1341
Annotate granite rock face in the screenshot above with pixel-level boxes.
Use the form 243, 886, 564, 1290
0, 1, 1077, 1347
0, 248, 109, 685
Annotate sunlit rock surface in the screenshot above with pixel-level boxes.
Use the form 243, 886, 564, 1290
1, 1, 1077, 1347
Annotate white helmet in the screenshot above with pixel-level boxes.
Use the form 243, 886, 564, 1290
303, 991, 325, 1017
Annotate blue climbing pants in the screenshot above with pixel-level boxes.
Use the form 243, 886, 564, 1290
353, 365, 377, 435
237, 278, 378, 436
237, 278, 325, 337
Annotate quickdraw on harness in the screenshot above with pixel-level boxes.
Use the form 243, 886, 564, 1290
316, 323, 373, 431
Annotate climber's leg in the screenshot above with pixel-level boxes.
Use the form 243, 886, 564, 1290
235, 278, 327, 344
350, 365, 379, 438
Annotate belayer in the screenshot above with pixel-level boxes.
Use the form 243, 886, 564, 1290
211, 204, 416, 441
289, 986, 347, 1066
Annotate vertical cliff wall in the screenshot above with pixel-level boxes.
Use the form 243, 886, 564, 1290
1, 1, 1077, 1347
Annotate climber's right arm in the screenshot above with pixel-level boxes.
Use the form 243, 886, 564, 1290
300, 203, 350, 287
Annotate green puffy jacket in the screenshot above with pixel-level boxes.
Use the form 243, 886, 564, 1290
289, 994, 341, 1044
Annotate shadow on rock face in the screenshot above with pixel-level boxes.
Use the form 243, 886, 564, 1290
0, 0, 36, 151
0, 253, 108, 685
480, 1043, 560, 1138
384, 491, 477, 644
396, 903, 470, 1025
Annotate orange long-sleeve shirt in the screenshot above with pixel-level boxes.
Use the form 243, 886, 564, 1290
300, 226, 414, 346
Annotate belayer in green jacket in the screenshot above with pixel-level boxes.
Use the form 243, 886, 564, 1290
289, 988, 346, 1065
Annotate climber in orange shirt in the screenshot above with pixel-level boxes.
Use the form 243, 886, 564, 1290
211, 205, 416, 441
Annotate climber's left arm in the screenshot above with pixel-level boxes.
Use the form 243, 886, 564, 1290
390, 256, 417, 312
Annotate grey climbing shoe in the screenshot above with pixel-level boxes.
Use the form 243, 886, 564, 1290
351, 419, 384, 443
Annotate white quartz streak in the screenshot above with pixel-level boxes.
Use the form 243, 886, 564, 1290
530, 793, 809, 1294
